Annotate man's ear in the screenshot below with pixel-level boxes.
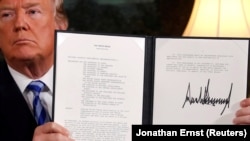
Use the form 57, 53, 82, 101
55, 20, 68, 30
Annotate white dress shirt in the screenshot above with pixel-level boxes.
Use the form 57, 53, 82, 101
8, 65, 53, 118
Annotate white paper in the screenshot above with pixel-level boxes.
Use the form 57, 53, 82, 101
153, 38, 249, 124
53, 32, 145, 141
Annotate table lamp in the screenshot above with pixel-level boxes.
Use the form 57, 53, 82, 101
183, 0, 250, 37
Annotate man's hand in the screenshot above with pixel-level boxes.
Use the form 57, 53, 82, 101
32, 122, 74, 141
233, 98, 250, 125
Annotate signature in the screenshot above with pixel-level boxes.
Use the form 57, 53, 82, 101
182, 79, 233, 115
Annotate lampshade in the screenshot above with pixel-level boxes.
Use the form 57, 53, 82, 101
183, 0, 250, 37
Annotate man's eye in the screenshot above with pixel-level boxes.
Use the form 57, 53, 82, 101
0, 12, 14, 21
27, 10, 38, 14
2, 13, 10, 17
1, 13, 12, 18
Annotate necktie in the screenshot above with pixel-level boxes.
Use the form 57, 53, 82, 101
27, 80, 50, 125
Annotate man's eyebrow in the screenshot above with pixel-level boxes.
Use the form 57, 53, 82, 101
0, 3, 41, 11
0, 5, 15, 11
22, 3, 41, 9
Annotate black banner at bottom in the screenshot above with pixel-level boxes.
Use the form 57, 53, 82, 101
132, 125, 250, 140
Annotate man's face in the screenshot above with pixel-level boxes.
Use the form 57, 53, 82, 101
0, 0, 58, 64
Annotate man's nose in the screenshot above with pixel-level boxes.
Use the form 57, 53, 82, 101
13, 12, 29, 32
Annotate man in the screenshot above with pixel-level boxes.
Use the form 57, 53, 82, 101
0, 0, 249, 140
0, 0, 73, 140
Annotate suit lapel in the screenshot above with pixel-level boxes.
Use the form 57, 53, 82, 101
0, 60, 37, 140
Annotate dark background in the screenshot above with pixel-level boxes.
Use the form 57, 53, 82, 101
64, 0, 194, 36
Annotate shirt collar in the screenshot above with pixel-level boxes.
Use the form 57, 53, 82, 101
8, 65, 54, 94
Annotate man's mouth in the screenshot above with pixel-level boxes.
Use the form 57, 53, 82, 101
13, 39, 34, 45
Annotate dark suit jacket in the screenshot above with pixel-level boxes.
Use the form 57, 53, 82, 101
0, 59, 37, 141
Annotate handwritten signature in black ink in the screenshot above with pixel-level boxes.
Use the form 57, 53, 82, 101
182, 79, 233, 115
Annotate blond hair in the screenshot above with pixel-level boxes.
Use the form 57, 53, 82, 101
54, 0, 68, 29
